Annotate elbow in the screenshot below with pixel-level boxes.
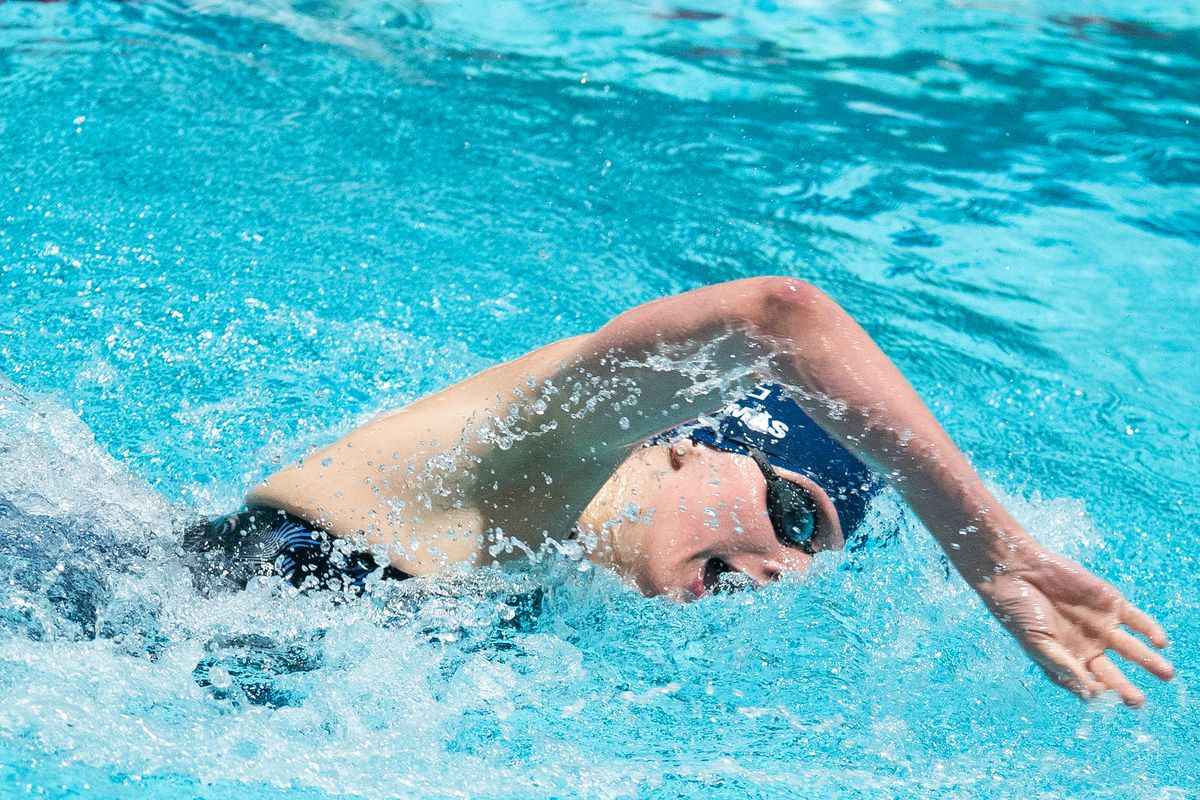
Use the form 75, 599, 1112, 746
591, 276, 840, 354
745, 276, 838, 337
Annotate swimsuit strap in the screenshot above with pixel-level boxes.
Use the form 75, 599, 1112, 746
182, 507, 411, 593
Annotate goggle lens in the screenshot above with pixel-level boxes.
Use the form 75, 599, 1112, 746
749, 450, 818, 555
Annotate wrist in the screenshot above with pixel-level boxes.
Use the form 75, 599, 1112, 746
941, 516, 1034, 587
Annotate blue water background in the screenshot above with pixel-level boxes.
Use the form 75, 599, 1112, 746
1, 0, 1198, 797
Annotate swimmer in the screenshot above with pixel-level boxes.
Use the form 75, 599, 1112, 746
185, 277, 1174, 706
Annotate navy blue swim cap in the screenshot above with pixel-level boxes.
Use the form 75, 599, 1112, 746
652, 383, 882, 535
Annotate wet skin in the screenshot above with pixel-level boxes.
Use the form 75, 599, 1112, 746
251, 278, 1174, 706
576, 440, 846, 600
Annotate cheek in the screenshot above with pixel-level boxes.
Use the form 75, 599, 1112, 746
644, 490, 744, 556
636, 510, 692, 566
624, 506, 715, 597
709, 513, 791, 576
780, 549, 814, 575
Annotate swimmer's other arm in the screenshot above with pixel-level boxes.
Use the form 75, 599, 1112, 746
561, 277, 1175, 705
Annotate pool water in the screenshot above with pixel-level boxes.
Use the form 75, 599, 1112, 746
1, 0, 1197, 797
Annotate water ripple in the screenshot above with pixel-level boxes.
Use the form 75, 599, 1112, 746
1, 1, 1198, 797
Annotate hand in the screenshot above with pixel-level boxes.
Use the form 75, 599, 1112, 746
971, 538, 1174, 707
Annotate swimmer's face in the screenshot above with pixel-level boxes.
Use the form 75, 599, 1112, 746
581, 441, 846, 600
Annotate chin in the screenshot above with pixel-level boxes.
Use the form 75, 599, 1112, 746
646, 576, 702, 603
628, 572, 688, 602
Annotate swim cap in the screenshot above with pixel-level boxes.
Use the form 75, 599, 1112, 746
652, 383, 882, 535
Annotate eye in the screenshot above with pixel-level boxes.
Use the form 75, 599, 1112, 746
764, 480, 818, 554
750, 450, 819, 554
774, 507, 816, 549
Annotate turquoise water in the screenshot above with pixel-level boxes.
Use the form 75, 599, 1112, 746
2, 0, 1198, 797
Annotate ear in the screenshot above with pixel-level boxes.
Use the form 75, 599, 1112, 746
667, 440, 691, 471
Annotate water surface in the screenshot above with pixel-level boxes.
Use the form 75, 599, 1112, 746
1, 1, 1197, 797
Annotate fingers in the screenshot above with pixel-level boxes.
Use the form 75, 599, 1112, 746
1088, 654, 1146, 708
1109, 629, 1176, 682
1121, 603, 1169, 649
1038, 642, 1105, 700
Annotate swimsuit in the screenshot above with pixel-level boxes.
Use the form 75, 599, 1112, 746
182, 507, 411, 593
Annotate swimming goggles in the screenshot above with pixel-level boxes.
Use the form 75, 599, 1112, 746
748, 448, 818, 555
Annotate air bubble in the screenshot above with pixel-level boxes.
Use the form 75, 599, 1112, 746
207, 665, 233, 689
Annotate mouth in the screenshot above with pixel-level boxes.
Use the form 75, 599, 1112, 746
693, 557, 730, 599
692, 563, 709, 600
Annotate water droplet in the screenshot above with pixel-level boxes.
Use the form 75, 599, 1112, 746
208, 665, 233, 689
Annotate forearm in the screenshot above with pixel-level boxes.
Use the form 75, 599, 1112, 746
554, 277, 1170, 701
751, 280, 1028, 579
495, 276, 1027, 573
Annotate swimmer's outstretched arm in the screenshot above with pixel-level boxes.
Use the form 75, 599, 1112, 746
547, 277, 1174, 706
255, 276, 1172, 704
